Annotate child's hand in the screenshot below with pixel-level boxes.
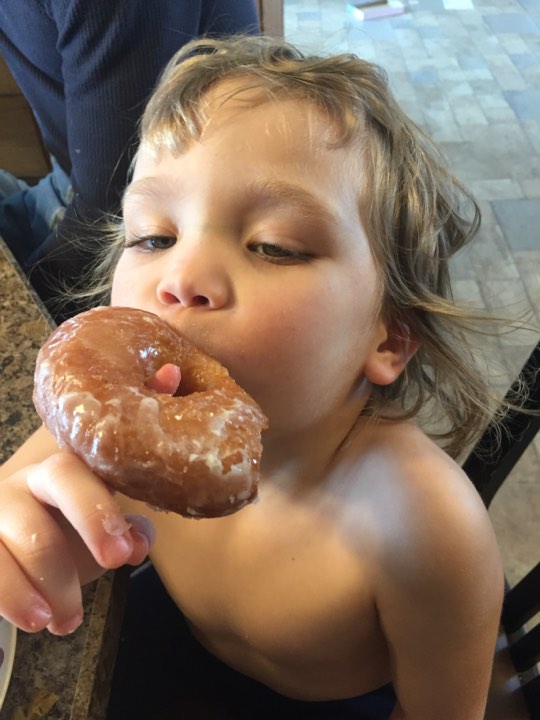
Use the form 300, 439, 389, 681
0, 450, 155, 635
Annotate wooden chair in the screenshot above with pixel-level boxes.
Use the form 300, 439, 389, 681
463, 342, 540, 720
256, 0, 284, 36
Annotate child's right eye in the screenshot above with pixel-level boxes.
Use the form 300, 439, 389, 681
123, 234, 177, 252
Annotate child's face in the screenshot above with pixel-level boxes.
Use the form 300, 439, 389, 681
111, 82, 392, 437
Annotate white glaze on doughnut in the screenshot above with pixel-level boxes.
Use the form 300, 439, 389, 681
33, 306, 268, 517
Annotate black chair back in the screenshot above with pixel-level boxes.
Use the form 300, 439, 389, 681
463, 342, 540, 720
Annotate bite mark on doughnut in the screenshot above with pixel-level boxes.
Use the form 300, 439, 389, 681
33, 306, 268, 518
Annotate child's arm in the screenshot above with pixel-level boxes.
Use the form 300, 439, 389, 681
0, 426, 152, 635
376, 473, 504, 720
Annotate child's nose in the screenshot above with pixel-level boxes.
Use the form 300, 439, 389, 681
155, 241, 232, 310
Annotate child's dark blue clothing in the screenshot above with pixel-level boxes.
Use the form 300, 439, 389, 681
108, 563, 397, 720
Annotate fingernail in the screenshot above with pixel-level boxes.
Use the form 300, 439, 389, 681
48, 612, 83, 636
27, 602, 52, 631
103, 534, 132, 566
101, 513, 131, 537
124, 514, 156, 549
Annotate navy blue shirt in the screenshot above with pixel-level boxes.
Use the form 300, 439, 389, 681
0, 0, 259, 319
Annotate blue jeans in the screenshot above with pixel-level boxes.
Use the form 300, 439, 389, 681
0, 159, 71, 268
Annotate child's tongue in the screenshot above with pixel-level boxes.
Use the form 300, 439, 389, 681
145, 363, 181, 395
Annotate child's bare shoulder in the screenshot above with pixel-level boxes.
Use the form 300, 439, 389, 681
343, 418, 499, 584
342, 419, 504, 714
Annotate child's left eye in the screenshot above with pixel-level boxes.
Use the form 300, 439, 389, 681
249, 242, 310, 263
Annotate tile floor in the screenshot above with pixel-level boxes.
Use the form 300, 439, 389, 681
283, 0, 539, 585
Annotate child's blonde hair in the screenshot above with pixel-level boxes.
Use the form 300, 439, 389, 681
84, 35, 511, 459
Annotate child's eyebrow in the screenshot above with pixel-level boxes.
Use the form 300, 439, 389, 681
123, 177, 343, 229
246, 179, 342, 227
122, 177, 169, 208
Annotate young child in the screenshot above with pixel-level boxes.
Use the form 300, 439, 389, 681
0, 37, 505, 719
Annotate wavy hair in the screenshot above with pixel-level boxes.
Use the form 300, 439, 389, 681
79, 35, 524, 459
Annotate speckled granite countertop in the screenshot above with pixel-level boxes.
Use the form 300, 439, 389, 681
0, 239, 127, 720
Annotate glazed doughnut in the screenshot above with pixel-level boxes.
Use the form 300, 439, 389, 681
33, 306, 268, 518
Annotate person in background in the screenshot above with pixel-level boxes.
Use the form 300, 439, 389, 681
0, 1, 259, 322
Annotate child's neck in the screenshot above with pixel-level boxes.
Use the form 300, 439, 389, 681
259, 394, 370, 487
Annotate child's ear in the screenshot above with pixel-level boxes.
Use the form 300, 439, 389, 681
364, 321, 418, 387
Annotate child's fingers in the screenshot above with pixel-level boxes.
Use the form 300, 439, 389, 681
0, 481, 82, 634
0, 451, 155, 634
124, 513, 157, 567
26, 452, 141, 569
0, 541, 53, 632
